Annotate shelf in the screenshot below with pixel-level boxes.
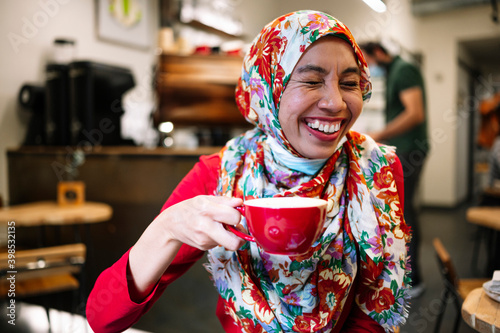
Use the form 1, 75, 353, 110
156, 54, 245, 126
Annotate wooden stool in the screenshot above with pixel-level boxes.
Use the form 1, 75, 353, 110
0, 244, 86, 326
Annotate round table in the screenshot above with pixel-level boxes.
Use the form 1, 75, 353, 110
0, 201, 112, 226
462, 287, 500, 332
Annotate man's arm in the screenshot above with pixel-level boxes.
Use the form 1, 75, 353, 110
370, 86, 425, 142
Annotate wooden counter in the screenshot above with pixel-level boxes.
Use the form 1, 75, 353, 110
7, 146, 221, 206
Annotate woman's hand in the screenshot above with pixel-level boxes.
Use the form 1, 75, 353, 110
128, 195, 244, 302
159, 195, 245, 251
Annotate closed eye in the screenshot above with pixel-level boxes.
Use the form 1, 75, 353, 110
341, 81, 360, 88
304, 81, 321, 85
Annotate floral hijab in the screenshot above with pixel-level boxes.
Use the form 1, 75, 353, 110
206, 10, 410, 332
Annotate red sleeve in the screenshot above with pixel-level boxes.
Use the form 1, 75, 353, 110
87, 154, 220, 333
391, 156, 405, 209
341, 305, 386, 332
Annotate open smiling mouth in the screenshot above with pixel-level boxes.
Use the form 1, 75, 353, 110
306, 120, 342, 134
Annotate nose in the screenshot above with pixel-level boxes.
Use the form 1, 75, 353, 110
317, 84, 347, 112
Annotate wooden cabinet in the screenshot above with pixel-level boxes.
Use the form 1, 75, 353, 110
155, 53, 247, 126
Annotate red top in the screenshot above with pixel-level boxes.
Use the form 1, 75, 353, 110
87, 154, 404, 333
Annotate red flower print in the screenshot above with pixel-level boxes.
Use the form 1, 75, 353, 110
293, 314, 319, 332
357, 256, 395, 313
272, 62, 286, 106
250, 28, 283, 84
359, 256, 383, 286
282, 283, 300, 295
240, 318, 266, 333
236, 78, 251, 118
359, 284, 395, 313
349, 131, 366, 146
373, 166, 394, 191
347, 162, 364, 204
399, 221, 411, 239
241, 278, 275, 325
390, 219, 410, 241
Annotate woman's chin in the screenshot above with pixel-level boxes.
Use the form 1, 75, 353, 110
296, 134, 346, 159
298, 145, 339, 160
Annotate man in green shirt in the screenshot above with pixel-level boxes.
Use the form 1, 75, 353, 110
360, 42, 429, 298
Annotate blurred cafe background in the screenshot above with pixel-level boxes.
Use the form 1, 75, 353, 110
0, 0, 499, 332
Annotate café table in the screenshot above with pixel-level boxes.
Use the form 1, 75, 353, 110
0, 200, 112, 259
467, 206, 500, 231
462, 287, 500, 332
466, 205, 500, 274
0, 200, 112, 227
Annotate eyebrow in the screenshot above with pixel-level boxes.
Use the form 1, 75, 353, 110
296, 64, 327, 74
342, 67, 361, 76
296, 64, 361, 76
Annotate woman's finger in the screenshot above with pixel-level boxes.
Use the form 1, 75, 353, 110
196, 196, 243, 226
207, 222, 245, 251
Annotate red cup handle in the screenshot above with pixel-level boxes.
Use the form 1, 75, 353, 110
225, 206, 255, 242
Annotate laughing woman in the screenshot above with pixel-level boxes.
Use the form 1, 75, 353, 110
87, 10, 410, 333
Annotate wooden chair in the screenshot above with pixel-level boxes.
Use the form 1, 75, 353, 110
0, 243, 86, 325
432, 238, 489, 333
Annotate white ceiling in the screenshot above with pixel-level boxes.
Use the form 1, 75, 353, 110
411, 0, 491, 15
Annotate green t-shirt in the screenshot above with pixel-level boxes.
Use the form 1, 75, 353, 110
385, 56, 429, 154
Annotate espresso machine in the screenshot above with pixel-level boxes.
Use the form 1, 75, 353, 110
18, 83, 46, 145
21, 60, 135, 146
68, 61, 135, 146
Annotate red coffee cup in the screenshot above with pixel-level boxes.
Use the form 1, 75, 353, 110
227, 197, 328, 255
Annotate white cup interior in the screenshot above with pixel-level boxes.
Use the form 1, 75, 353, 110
245, 197, 327, 208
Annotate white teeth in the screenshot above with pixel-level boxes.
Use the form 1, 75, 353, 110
307, 120, 342, 134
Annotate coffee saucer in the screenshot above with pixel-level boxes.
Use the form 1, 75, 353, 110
483, 280, 500, 302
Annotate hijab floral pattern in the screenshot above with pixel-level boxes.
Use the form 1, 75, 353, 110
205, 10, 410, 332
